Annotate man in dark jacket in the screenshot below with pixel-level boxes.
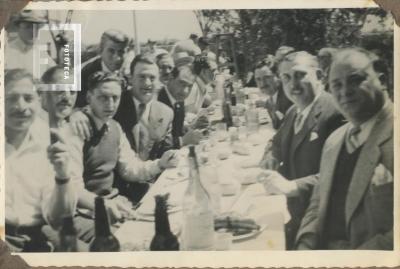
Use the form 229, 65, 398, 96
258, 51, 344, 249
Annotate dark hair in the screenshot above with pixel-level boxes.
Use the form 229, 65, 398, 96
41, 65, 65, 84
130, 54, 157, 75
192, 55, 211, 75
100, 29, 129, 52
88, 71, 125, 91
5, 68, 35, 88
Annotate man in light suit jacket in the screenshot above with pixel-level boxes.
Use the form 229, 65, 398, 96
296, 48, 393, 250
113, 54, 174, 202
258, 51, 344, 249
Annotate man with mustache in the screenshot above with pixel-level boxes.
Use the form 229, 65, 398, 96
75, 29, 129, 108
296, 48, 393, 250
254, 60, 292, 130
258, 51, 344, 249
156, 53, 175, 87
5, 69, 77, 252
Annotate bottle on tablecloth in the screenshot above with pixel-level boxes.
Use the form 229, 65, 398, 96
90, 196, 120, 252
58, 216, 78, 252
245, 99, 259, 133
150, 194, 179, 251
222, 85, 233, 128
182, 146, 215, 250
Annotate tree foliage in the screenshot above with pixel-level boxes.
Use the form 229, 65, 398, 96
196, 8, 392, 76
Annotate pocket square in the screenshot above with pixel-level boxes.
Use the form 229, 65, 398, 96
371, 164, 393, 186
310, 131, 319, 141
275, 111, 284, 120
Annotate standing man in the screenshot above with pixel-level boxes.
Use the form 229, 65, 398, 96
254, 61, 292, 129
5, 69, 77, 252
258, 51, 344, 249
296, 48, 393, 250
5, 10, 55, 78
75, 29, 129, 108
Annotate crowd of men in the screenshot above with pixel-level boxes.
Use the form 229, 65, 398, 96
4, 10, 394, 252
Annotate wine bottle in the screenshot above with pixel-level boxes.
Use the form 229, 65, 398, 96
89, 197, 120, 252
150, 194, 179, 251
181, 146, 215, 250
245, 99, 259, 133
58, 216, 78, 252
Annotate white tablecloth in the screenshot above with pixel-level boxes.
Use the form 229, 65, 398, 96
115, 126, 289, 250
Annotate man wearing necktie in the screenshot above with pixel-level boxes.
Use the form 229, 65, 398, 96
296, 48, 393, 250
254, 60, 292, 130
258, 51, 344, 249
158, 65, 204, 148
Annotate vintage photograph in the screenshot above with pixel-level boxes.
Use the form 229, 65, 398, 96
1, 0, 396, 264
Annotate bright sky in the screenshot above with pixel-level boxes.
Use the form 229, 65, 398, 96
48, 10, 202, 46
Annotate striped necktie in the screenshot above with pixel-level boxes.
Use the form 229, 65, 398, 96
346, 126, 361, 153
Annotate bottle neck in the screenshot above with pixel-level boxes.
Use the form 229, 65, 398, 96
94, 197, 112, 237
155, 205, 172, 235
60, 216, 76, 235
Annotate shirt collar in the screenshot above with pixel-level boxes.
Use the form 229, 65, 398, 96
6, 118, 49, 158
296, 91, 321, 119
270, 91, 278, 105
347, 97, 389, 147
86, 107, 109, 131
165, 87, 178, 106
133, 97, 152, 123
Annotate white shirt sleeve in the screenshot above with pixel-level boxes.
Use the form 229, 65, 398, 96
116, 124, 163, 182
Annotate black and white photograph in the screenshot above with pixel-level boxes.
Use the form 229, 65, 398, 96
1, 0, 398, 266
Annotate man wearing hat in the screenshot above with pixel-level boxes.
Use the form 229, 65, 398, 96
5, 10, 56, 77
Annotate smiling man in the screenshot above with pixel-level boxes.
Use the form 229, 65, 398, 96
258, 51, 344, 249
296, 48, 393, 250
5, 69, 77, 252
114, 54, 175, 202
254, 61, 292, 129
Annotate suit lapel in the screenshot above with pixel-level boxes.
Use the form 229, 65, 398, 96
345, 103, 393, 227
279, 108, 296, 162
291, 98, 321, 153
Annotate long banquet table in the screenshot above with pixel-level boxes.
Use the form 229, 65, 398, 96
115, 122, 290, 251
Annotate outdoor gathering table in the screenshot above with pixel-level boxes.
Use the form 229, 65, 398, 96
115, 123, 289, 251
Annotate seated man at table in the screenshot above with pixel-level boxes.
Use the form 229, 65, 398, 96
296, 48, 393, 250
75, 29, 129, 108
70, 71, 177, 242
258, 51, 344, 249
254, 59, 292, 129
156, 53, 175, 87
158, 65, 205, 148
5, 69, 77, 252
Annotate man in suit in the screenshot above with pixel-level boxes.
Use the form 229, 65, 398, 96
75, 29, 129, 108
158, 66, 204, 148
113, 55, 175, 202
254, 61, 293, 129
296, 48, 393, 250
258, 51, 344, 249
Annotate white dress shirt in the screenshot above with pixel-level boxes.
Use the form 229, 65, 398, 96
294, 92, 321, 133
5, 119, 77, 227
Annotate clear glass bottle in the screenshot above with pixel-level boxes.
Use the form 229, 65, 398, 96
245, 99, 260, 133
181, 146, 215, 250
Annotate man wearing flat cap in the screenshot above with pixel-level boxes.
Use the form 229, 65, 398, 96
5, 10, 56, 77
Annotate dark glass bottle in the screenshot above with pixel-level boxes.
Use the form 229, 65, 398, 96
89, 197, 120, 252
222, 100, 233, 128
150, 194, 179, 251
58, 216, 78, 252
229, 83, 237, 106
